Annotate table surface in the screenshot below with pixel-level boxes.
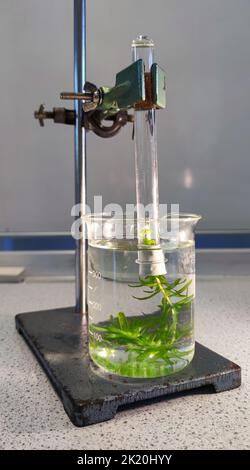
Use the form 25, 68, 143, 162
0, 273, 249, 450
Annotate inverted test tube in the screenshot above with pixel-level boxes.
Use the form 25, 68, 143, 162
132, 35, 166, 277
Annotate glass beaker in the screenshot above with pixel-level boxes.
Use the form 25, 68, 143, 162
85, 213, 201, 378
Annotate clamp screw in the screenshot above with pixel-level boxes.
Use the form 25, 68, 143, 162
34, 104, 54, 127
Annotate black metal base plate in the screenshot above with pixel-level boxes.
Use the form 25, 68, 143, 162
15, 307, 241, 427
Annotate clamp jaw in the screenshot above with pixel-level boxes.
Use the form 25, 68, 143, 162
34, 59, 166, 138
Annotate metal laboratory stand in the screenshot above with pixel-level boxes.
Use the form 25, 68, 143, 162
15, 0, 241, 427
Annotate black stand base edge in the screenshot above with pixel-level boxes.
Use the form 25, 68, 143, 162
15, 307, 241, 427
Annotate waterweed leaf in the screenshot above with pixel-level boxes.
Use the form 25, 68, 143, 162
90, 272, 194, 365
132, 292, 159, 301
128, 318, 143, 332
156, 274, 168, 284
118, 312, 128, 331
174, 279, 192, 295
159, 303, 172, 327
166, 278, 183, 289
175, 294, 194, 306
154, 329, 173, 344
142, 288, 160, 294
136, 348, 160, 361
92, 324, 137, 340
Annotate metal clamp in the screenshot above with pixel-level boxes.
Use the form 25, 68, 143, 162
34, 104, 76, 127
60, 60, 167, 114
34, 104, 133, 138
34, 60, 166, 137
61, 82, 103, 112
84, 110, 133, 138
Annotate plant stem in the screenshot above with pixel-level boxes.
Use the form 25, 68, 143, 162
155, 277, 173, 306
155, 276, 177, 344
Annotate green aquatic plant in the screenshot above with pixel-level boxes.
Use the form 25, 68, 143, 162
89, 275, 194, 366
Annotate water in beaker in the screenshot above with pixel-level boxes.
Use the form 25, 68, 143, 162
85, 213, 201, 378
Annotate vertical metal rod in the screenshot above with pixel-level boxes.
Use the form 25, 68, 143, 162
74, 0, 87, 315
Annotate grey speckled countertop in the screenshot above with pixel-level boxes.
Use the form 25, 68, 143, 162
0, 270, 249, 450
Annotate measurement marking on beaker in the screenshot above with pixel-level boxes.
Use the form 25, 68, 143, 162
89, 269, 102, 279
88, 300, 102, 311
88, 285, 95, 290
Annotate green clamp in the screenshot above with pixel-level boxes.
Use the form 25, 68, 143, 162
98, 59, 166, 114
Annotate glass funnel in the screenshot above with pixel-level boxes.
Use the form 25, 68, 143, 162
85, 212, 201, 378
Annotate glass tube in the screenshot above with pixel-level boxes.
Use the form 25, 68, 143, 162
132, 35, 166, 276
